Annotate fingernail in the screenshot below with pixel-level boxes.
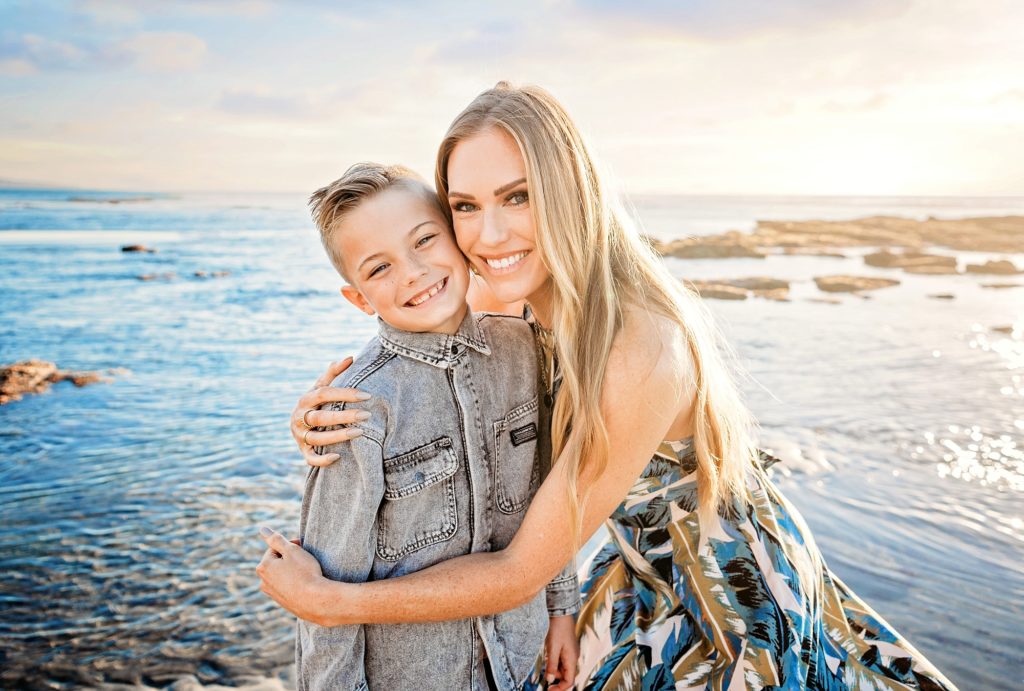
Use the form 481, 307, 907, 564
349, 428, 364, 438
325, 454, 341, 462
354, 391, 371, 400
354, 411, 371, 421
259, 526, 273, 537
546, 675, 556, 683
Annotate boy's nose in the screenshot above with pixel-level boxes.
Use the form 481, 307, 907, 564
403, 258, 429, 285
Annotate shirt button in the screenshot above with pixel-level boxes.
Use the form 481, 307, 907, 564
451, 344, 460, 357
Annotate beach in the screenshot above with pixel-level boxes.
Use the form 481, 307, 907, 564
1, 190, 1022, 689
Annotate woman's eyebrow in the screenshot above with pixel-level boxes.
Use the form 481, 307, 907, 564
448, 177, 527, 200
493, 178, 526, 196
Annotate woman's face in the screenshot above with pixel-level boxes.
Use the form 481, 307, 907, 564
445, 127, 550, 305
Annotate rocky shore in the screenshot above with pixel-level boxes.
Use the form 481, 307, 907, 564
0, 360, 122, 405
656, 215, 1024, 300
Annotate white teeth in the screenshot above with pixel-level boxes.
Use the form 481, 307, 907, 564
408, 279, 445, 306
486, 251, 528, 270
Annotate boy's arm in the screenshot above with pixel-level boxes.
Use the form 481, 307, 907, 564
295, 431, 385, 689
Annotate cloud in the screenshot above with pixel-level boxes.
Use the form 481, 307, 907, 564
821, 91, 890, 113
74, 0, 273, 23
0, 33, 87, 72
575, 0, 911, 39
0, 31, 206, 74
217, 88, 309, 118
989, 88, 1024, 105
108, 31, 207, 72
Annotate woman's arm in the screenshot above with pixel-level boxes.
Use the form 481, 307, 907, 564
289, 276, 519, 467
259, 311, 694, 626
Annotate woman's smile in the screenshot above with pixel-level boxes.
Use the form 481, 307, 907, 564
480, 249, 531, 274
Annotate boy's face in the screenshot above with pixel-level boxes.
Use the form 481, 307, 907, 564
336, 185, 470, 334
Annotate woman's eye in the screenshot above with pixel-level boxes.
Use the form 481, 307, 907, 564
452, 201, 476, 213
416, 233, 436, 248
369, 263, 388, 277
507, 191, 528, 206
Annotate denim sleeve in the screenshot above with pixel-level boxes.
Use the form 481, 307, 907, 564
544, 559, 581, 617
297, 431, 384, 691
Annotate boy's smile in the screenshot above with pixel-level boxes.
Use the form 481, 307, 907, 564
335, 186, 470, 335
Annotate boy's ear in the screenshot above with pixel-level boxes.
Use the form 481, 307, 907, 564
341, 285, 375, 316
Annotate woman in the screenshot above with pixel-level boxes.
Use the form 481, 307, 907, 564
260, 83, 955, 690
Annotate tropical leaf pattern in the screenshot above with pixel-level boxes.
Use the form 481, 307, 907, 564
521, 309, 954, 690
559, 439, 957, 690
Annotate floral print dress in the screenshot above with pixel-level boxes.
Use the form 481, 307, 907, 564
524, 312, 956, 690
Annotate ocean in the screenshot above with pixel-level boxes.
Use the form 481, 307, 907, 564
1, 189, 1022, 689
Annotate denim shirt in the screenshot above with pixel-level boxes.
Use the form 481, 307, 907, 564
296, 310, 581, 691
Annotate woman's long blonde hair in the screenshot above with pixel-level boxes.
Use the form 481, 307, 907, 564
435, 82, 761, 541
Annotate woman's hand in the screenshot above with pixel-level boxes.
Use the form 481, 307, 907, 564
256, 527, 334, 626
291, 357, 372, 467
543, 614, 578, 691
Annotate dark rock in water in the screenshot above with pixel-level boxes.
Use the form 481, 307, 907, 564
903, 265, 961, 275
981, 283, 1022, 289
684, 276, 791, 301
654, 216, 1024, 259
864, 250, 956, 269
928, 293, 955, 300
726, 277, 790, 291
654, 231, 766, 259
0, 360, 117, 405
991, 325, 1015, 335
782, 247, 847, 258
194, 270, 231, 279
753, 215, 1024, 253
814, 275, 900, 293
965, 259, 1022, 275
121, 244, 156, 253
684, 281, 748, 300
864, 250, 958, 274
137, 273, 176, 281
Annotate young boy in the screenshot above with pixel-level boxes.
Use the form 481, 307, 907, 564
295, 163, 580, 691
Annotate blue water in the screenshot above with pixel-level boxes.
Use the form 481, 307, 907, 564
1, 190, 1022, 689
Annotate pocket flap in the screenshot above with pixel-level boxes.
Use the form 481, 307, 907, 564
382, 437, 458, 499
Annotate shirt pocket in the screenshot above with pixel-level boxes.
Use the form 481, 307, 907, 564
377, 436, 459, 561
493, 397, 541, 515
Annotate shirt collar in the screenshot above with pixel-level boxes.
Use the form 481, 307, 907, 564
377, 308, 491, 368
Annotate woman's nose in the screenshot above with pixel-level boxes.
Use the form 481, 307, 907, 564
480, 208, 511, 246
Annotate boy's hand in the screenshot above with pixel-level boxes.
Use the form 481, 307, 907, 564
543, 614, 578, 691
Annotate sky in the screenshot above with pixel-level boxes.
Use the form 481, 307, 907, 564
0, 0, 1022, 195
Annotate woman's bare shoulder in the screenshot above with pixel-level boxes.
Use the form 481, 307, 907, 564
607, 305, 692, 392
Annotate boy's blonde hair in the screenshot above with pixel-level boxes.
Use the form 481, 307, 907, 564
309, 162, 441, 279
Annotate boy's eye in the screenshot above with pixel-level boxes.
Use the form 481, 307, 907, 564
368, 263, 389, 277
507, 191, 528, 206
416, 233, 436, 248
